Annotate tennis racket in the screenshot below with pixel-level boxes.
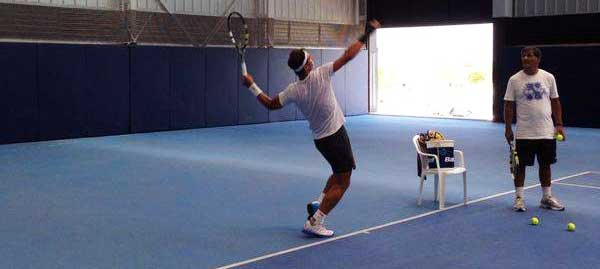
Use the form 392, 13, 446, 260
509, 140, 520, 180
227, 11, 249, 75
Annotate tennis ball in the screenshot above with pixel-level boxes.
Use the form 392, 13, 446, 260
530, 217, 540, 225
567, 222, 576, 231
556, 134, 564, 141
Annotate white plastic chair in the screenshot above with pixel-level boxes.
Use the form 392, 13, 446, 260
412, 135, 467, 209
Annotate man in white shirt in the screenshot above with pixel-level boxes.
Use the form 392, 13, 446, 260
242, 20, 380, 237
504, 46, 566, 212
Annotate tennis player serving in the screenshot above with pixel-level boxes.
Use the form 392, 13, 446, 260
242, 19, 380, 237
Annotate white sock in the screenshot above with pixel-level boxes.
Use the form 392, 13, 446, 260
542, 187, 552, 199
317, 193, 325, 204
516, 187, 524, 198
311, 209, 326, 225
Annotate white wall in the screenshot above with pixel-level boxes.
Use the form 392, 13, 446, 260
514, 0, 600, 16
1, 0, 122, 10
0, 0, 359, 25
130, 0, 255, 16
493, 0, 513, 17
132, 0, 358, 24
267, 0, 357, 24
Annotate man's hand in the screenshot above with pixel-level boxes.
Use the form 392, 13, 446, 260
359, 19, 381, 43
555, 125, 566, 141
505, 128, 514, 144
367, 19, 381, 32
242, 74, 254, 88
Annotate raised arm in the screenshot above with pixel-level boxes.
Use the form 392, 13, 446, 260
241, 73, 283, 110
333, 19, 381, 73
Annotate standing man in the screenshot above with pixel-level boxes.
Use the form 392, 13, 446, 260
504, 46, 566, 212
241, 20, 380, 237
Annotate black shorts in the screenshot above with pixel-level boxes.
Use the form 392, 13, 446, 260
516, 139, 557, 166
314, 125, 356, 174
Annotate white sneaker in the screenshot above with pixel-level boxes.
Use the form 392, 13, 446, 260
540, 196, 565, 211
302, 220, 334, 238
513, 196, 526, 212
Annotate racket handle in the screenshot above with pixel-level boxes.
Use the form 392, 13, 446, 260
241, 61, 247, 76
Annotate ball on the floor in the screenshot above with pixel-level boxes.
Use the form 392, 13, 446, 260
530, 217, 540, 225
556, 134, 564, 141
567, 222, 576, 231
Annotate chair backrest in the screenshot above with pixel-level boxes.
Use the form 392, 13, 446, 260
412, 135, 424, 154
412, 135, 429, 169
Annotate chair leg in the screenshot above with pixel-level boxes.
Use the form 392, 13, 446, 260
439, 174, 446, 209
434, 175, 439, 202
463, 172, 467, 205
417, 175, 425, 206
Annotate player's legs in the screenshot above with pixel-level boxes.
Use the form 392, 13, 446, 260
536, 139, 564, 210
513, 164, 527, 211
322, 174, 335, 196
305, 126, 356, 237
513, 139, 535, 212
306, 174, 335, 217
515, 163, 527, 187
312, 125, 356, 213
539, 164, 551, 187
304, 171, 351, 237
319, 171, 351, 214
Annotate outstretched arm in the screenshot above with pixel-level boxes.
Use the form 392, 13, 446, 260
333, 19, 381, 73
242, 74, 283, 110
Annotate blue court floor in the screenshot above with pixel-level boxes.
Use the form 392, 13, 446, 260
1, 115, 599, 269
231, 173, 600, 269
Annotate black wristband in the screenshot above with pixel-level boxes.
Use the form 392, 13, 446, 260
358, 22, 376, 43
358, 33, 368, 43
365, 22, 375, 36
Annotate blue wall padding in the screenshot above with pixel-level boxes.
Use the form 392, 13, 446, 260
84, 45, 130, 136
0, 43, 371, 144
346, 50, 368, 115
0, 43, 38, 144
205, 48, 238, 127
268, 48, 296, 122
38, 44, 87, 140
238, 48, 269, 124
322, 49, 347, 115
544, 47, 600, 128
295, 49, 323, 120
170, 47, 206, 129
130, 46, 171, 133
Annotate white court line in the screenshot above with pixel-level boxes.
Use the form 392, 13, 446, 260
555, 182, 600, 190
215, 171, 591, 269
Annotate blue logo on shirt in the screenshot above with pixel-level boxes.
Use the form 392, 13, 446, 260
523, 82, 546, 100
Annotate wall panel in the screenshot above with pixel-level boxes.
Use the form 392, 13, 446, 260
0, 43, 38, 144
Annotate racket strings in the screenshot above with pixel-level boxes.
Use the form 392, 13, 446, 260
228, 15, 249, 49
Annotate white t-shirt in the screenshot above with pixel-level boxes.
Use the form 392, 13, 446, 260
278, 62, 345, 139
504, 69, 559, 139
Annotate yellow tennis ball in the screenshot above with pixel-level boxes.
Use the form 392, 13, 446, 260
567, 222, 576, 231
556, 134, 564, 141
530, 217, 539, 225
